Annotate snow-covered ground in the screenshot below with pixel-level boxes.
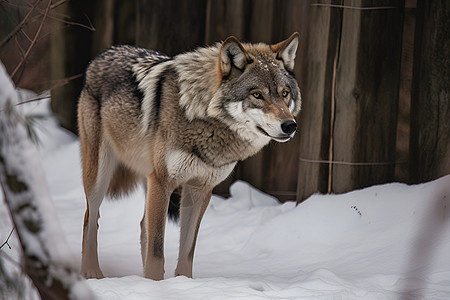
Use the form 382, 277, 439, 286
1, 91, 449, 299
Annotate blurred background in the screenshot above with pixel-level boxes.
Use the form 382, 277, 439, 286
0, 0, 448, 202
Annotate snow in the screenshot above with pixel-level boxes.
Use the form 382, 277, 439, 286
1, 87, 449, 299
0, 62, 93, 300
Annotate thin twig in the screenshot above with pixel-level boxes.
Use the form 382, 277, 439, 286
24, 1, 96, 32
0, 0, 40, 48
0, 228, 15, 250
16, 95, 50, 106
1, 0, 94, 43
20, 28, 34, 43
14, 35, 25, 57
45, 12, 95, 31
10, 0, 52, 80
13, 35, 26, 83
15, 73, 83, 106
300, 158, 406, 166
311, 3, 398, 10
46, 73, 83, 91
1, 0, 94, 51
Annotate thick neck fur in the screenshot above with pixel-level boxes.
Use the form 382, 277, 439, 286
174, 44, 222, 121
173, 44, 270, 151
176, 117, 262, 168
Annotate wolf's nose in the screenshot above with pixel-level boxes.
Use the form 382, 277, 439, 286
281, 120, 297, 135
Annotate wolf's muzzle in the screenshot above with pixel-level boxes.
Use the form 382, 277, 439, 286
281, 120, 297, 135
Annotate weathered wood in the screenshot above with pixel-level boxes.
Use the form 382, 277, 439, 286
409, 0, 450, 183
114, 0, 137, 44
137, 0, 207, 55
395, 0, 416, 182
205, 0, 246, 43
50, 0, 95, 134
91, 0, 114, 54
330, 0, 404, 193
296, 0, 342, 202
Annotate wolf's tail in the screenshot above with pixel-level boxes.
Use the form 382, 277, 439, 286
106, 163, 141, 199
167, 189, 181, 221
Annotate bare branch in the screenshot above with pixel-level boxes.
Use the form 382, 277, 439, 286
0, 0, 93, 50
46, 73, 83, 90
14, 73, 84, 106
45, 11, 96, 31
10, 0, 52, 80
0, 0, 40, 48
23, 0, 96, 32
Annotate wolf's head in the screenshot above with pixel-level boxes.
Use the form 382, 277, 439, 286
213, 33, 301, 143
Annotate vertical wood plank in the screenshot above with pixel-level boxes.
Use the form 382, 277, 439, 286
246, 0, 274, 42
137, 0, 207, 55
332, 0, 404, 193
409, 0, 450, 182
91, 0, 114, 54
296, 0, 342, 202
50, 0, 95, 134
205, 0, 246, 43
114, 0, 137, 45
395, 0, 416, 182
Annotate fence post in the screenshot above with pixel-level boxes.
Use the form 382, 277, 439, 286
330, 0, 404, 193
296, 0, 342, 202
409, 0, 450, 183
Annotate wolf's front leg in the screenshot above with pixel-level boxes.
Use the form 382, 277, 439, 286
175, 184, 212, 278
142, 172, 172, 280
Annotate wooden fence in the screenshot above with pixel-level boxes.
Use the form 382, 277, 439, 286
48, 0, 449, 202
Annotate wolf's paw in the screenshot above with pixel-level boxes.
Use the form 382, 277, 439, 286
81, 268, 104, 279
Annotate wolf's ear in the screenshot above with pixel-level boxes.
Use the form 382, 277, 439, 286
219, 36, 250, 77
271, 32, 299, 72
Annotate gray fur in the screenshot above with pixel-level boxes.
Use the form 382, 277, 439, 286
78, 33, 302, 280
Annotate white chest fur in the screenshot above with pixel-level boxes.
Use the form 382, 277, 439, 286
165, 150, 236, 187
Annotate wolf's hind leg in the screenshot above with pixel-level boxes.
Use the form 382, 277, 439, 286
175, 184, 212, 278
80, 141, 117, 279
140, 178, 148, 266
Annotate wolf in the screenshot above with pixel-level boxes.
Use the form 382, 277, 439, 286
78, 33, 301, 280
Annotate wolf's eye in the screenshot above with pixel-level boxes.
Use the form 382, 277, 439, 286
282, 90, 289, 98
252, 92, 264, 100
